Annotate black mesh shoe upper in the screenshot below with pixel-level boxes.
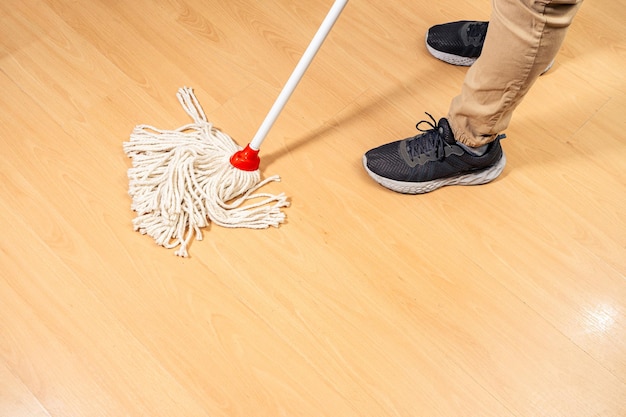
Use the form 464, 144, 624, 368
426, 20, 489, 58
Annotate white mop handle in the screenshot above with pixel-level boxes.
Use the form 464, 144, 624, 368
249, 0, 349, 150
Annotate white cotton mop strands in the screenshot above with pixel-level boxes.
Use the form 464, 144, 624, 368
123, 0, 348, 257
123, 87, 289, 257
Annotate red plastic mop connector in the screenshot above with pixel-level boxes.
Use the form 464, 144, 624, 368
230, 144, 261, 171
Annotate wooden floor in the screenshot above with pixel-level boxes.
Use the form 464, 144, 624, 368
1, 0, 625, 416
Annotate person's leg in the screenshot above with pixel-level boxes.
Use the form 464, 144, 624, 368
449, 0, 583, 147
362, 0, 583, 194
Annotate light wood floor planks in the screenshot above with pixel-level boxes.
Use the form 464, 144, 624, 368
1, 0, 625, 416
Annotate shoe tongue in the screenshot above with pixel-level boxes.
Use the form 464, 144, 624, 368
437, 118, 456, 145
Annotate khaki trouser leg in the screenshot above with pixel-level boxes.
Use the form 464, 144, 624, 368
448, 0, 583, 147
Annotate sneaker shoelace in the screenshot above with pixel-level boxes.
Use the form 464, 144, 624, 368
405, 113, 447, 162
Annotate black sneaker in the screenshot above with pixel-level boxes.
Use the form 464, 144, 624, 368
426, 20, 488, 66
425, 20, 555, 73
362, 114, 506, 194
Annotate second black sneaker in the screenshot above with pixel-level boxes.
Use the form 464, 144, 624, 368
362, 114, 506, 194
425, 20, 555, 73
425, 20, 488, 66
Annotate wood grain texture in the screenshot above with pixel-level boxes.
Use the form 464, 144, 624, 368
1, 0, 625, 416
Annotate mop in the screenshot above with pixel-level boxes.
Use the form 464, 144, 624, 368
123, 0, 349, 257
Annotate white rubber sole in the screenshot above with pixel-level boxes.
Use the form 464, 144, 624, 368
425, 37, 476, 67
363, 153, 506, 194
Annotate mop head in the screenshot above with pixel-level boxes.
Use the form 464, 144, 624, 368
123, 87, 289, 257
